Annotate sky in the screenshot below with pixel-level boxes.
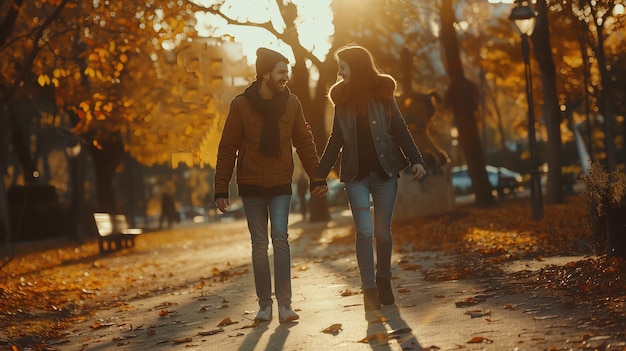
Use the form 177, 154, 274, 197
194, 0, 334, 65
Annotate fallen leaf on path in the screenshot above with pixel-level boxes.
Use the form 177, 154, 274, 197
455, 297, 481, 308
532, 315, 559, 320
198, 328, 224, 336
217, 317, 238, 327
154, 301, 178, 309
90, 322, 114, 329
359, 332, 389, 343
198, 304, 212, 312
241, 321, 259, 329
321, 323, 342, 335
465, 309, 491, 318
158, 309, 172, 317
340, 289, 358, 297
173, 337, 192, 343
503, 303, 519, 310
467, 336, 493, 344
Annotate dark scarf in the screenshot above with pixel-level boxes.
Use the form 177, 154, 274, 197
243, 80, 290, 158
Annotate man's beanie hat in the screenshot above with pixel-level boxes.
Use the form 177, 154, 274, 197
255, 47, 288, 76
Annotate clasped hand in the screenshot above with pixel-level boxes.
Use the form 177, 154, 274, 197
310, 184, 328, 198
215, 183, 329, 214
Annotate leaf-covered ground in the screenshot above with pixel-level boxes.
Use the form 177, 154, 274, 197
1, 196, 625, 350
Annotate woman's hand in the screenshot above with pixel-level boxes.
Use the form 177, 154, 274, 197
411, 164, 427, 181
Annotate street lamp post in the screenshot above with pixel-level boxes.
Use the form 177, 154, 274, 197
509, 0, 544, 220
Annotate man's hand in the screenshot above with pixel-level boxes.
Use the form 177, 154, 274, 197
310, 185, 328, 198
215, 198, 229, 214
411, 164, 427, 182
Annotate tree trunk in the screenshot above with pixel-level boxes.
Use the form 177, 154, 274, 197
440, 0, 494, 207
288, 47, 337, 222
531, 0, 563, 204
9, 109, 37, 184
90, 133, 125, 214
595, 25, 618, 171
67, 146, 87, 242
605, 207, 626, 258
0, 122, 10, 246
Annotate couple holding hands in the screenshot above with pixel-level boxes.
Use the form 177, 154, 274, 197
213, 45, 427, 323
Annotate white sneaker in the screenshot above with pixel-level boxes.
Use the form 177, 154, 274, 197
254, 306, 272, 321
278, 306, 299, 323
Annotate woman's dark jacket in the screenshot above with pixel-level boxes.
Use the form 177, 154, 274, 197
315, 76, 424, 182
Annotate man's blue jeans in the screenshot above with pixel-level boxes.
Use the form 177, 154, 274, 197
345, 173, 398, 289
242, 195, 293, 309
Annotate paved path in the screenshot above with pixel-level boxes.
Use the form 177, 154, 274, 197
49, 210, 621, 351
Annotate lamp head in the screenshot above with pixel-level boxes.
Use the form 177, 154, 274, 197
509, 0, 537, 36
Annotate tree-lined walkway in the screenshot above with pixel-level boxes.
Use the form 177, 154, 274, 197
1, 197, 625, 350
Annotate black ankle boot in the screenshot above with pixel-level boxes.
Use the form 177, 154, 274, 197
377, 278, 395, 305
363, 288, 381, 311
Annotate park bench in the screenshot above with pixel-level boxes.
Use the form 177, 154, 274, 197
93, 213, 143, 254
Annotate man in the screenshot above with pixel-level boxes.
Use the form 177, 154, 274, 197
213, 47, 327, 323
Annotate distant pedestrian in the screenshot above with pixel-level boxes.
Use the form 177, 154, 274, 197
213, 47, 328, 323
315, 45, 426, 311
159, 192, 177, 229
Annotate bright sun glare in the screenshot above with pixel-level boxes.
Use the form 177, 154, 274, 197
194, 0, 334, 65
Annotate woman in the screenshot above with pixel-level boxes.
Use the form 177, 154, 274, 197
316, 45, 426, 311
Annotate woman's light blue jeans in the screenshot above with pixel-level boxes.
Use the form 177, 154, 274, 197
242, 195, 293, 309
345, 173, 398, 290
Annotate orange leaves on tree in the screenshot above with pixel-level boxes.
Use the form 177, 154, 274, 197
37, 74, 51, 87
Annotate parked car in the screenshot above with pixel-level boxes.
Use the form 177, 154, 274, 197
451, 165, 523, 197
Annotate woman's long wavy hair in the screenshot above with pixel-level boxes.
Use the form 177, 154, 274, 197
328, 45, 395, 115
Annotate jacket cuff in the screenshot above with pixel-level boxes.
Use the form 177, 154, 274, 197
411, 157, 425, 166
214, 192, 229, 201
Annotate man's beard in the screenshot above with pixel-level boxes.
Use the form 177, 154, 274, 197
267, 77, 286, 95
